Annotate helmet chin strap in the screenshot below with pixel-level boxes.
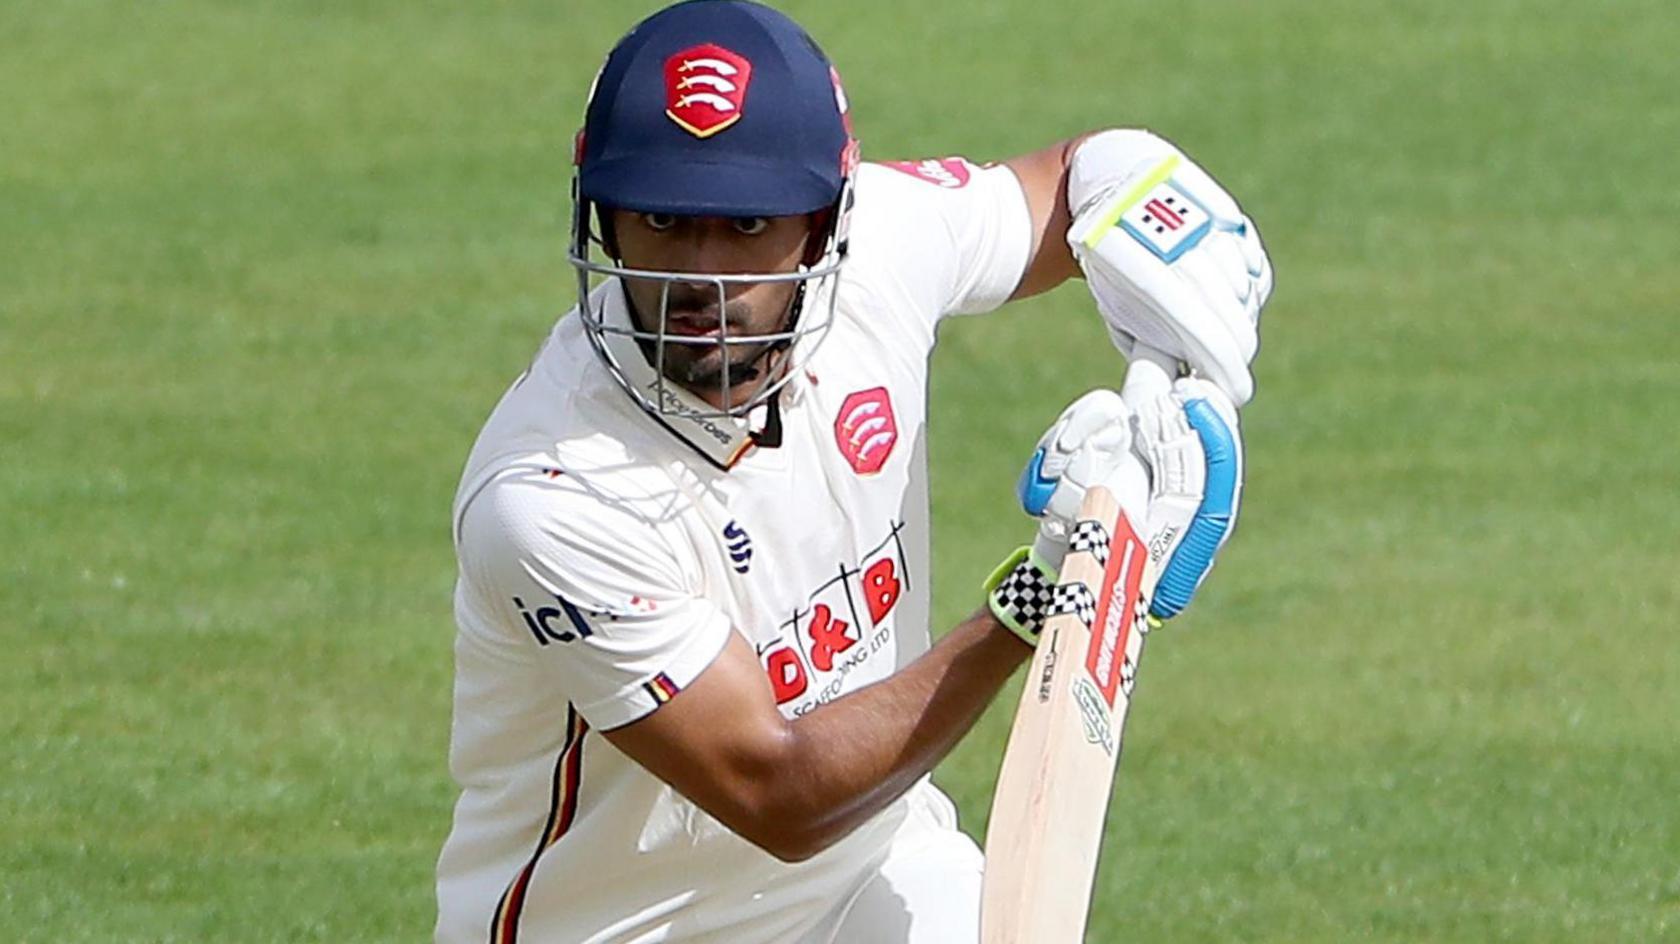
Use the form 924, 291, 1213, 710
720, 340, 789, 448
716, 333, 788, 385
740, 341, 792, 448
721, 262, 809, 401
749, 389, 784, 448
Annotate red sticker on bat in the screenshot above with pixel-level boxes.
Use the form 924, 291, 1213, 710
1084, 511, 1147, 707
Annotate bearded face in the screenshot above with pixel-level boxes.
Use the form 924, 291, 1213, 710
610, 210, 816, 410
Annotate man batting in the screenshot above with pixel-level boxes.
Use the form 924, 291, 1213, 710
434, 2, 1272, 942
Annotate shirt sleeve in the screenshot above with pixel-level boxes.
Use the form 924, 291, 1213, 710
455, 465, 732, 731
848, 158, 1034, 328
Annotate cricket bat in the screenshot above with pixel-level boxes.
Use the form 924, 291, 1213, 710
980, 347, 1177, 944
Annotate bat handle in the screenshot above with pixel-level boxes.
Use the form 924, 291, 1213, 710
1122, 344, 1178, 401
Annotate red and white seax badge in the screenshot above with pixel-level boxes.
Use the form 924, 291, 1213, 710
834, 387, 898, 475
665, 44, 752, 139
882, 157, 972, 189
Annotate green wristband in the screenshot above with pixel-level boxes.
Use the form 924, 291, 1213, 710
983, 546, 1059, 646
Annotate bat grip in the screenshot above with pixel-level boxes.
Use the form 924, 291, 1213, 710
1121, 344, 1178, 401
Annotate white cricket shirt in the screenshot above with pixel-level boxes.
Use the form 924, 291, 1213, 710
436, 159, 1031, 944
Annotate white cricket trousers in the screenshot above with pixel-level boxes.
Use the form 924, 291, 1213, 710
797, 787, 983, 944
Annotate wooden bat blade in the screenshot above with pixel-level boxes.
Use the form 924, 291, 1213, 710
980, 484, 1155, 944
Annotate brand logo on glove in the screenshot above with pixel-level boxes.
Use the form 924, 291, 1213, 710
1147, 525, 1179, 564
1120, 180, 1212, 263
664, 44, 753, 138
834, 387, 898, 475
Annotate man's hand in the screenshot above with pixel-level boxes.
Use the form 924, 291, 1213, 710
1130, 376, 1244, 620
1014, 389, 1136, 573
989, 372, 1245, 644
985, 389, 1139, 645
1066, 130, 1273, 406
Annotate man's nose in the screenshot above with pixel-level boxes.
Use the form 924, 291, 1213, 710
668, 220, 753, 276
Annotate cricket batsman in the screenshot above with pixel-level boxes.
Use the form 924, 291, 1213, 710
435, 2, 1272, 941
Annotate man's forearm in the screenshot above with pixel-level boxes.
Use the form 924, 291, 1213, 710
767, 608, 1029, 859
1005, 132, 1097, 301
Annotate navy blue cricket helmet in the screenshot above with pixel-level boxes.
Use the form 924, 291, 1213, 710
569, 0, 861, 465
577, 0, 856, 217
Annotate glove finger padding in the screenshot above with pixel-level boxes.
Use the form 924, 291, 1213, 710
1017, 389, 1133, 569
1147, 378, 1244, 620
1000, 379, 1242, 642
996, 389, 1138, 646
1126, 389, 1205, 588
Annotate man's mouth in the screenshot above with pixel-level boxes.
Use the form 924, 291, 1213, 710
665, 313, 723, 337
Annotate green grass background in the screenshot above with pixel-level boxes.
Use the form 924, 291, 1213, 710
3, 0, 1676, 940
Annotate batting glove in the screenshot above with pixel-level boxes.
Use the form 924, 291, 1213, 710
988, 378, 1245, 645
1017, 389, 1136, 572
1067, 129, 1273, 407
988, 390, 1143, 645
1132, 377, 1244, 620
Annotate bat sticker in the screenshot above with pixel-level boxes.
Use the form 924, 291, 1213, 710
1071, 676, 1115, 755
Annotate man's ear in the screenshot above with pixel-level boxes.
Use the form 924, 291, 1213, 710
802, 209, 833, 267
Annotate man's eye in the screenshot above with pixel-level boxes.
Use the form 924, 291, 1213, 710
643, 213, 677, 231
732, 217, 769, 236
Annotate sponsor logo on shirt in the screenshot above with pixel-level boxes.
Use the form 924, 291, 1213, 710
512, 594, 602, 646
833, 387, 898, 475
644, 379, 736, 446
757, 521, 910, 716
881, 157, 973, 189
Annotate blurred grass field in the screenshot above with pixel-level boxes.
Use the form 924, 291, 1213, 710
3, 0, 1677, 940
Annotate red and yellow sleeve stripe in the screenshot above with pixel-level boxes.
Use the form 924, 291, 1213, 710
642, 672, 681, 706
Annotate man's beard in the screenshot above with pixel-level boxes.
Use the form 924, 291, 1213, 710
667, 336, 779, 388
629, 285, 792, 400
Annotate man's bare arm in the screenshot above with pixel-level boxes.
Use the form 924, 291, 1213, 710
1002, 134, 1095, 301
603, 609, 1028, 862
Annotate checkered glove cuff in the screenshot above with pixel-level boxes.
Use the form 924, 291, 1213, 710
983, 546, 1059, 647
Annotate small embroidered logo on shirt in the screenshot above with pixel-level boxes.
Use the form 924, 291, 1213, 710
723, 520, 753, 574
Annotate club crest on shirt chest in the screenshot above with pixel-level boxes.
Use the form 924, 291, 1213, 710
833, 387, 898, 475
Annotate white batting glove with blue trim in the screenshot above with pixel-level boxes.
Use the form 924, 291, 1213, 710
1015, 389, 1140, 574
1014, 379, 1243, 626
1135, 377, 1244, 620
990, 389, 1146, 645
1067, 129, 1273, 407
